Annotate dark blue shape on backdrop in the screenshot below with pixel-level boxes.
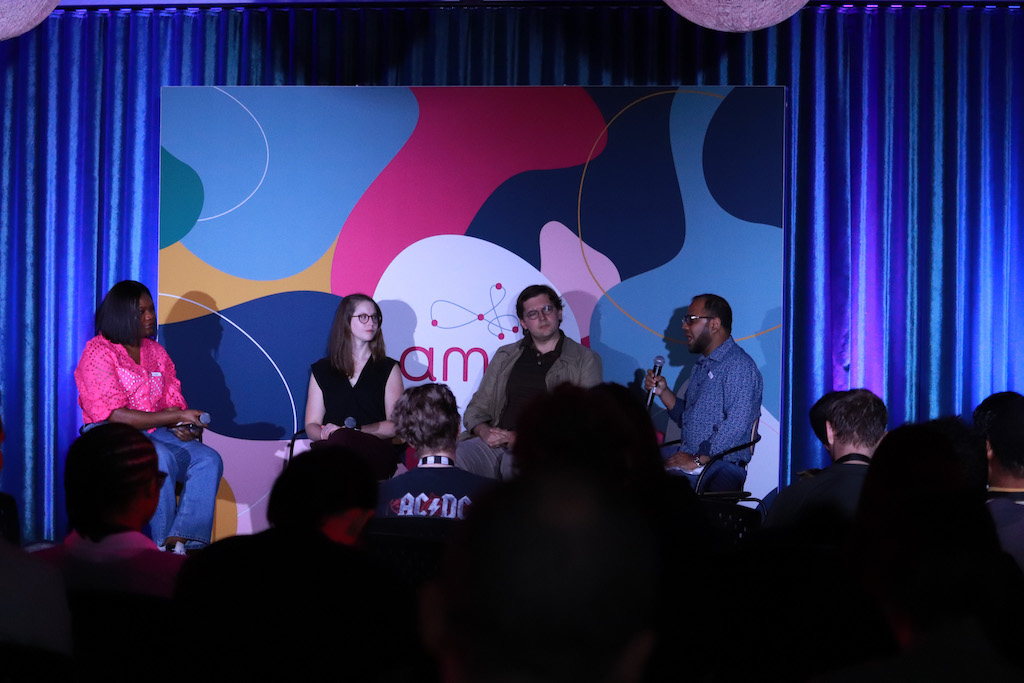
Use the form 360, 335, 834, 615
466, 87, 686, 280
703, 88, 785, 229
161, 291, 342, 440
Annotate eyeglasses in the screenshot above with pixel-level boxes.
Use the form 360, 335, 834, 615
682, 315, 714, 326
352, 314, 381, 324
524, 305, 556, 320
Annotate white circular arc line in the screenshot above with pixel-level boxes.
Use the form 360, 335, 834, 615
158, 293, 298, 435
196, 87, 270, 222
159, 294, 296, 518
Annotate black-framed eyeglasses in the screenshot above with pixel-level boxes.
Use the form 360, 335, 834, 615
524, 304, 556, 320
682, 315, 714, 326
352, 314, 381, 324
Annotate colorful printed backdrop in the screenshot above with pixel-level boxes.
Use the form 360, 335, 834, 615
159, 86, 784, 534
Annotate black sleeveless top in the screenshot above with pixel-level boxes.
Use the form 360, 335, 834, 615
311, 356, 398, 429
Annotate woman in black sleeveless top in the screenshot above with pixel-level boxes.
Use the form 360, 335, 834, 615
305, 294, 404, 442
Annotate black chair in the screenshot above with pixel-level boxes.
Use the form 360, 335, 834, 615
363, 516, 456, 590
66, 589, 178, 683
0, 641, 76, 682
697, 495, 764, 549
286, 428, 307, 465
0, 491, 21, 545
295, 428, 410, 480
670, 420, 765, 548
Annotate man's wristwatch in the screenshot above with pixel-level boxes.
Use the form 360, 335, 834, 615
692, 454, 703, 468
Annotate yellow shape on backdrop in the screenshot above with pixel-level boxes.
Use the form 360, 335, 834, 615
212, 477, 238, 542
158, 241, 337, 324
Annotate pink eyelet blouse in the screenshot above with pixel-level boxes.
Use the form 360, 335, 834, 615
74, 335, 188, 424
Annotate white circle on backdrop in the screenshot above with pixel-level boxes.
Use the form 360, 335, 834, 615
375, 234, 582, 417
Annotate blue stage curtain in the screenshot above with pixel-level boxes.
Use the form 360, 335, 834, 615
1, 4, 1022, 541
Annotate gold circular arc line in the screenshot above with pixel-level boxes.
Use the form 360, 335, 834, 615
575, 88, 778, 347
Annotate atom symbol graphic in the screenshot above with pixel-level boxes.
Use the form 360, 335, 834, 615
430, 283, 520, 340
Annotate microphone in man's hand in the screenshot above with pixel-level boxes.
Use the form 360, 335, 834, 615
344, 417, 358, 430
199, 412, 211, 426
646, 356, 666, 408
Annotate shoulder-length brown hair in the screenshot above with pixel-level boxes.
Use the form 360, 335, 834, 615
328, 294, 386, 377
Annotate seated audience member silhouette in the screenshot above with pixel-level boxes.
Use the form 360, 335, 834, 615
0, 392, 22, 543
1, 396, 71, 671
702, 397, 896, 683
513, 382, 705, 531
797, 389, 846, 478
376, 383, 491, 520
766, 389, 887, 538
809, 390, 842, 453
513, 383, 665, 487
974, 391, 1024, 570
922, 415, 989, 493
175, 447, 418, 682
424, 474, 663, 683
760, 389, 845, 510
36, 422, 185, 598
493, 382, 708, 682
35, 423, 186, 683
74, 280, 222, 553
0, 540, 74, 675
844, 424, 1024, 677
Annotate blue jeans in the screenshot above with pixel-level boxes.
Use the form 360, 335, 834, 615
685, 460, 747, 493
662, 445, 747, 493
146, 427, 224, 548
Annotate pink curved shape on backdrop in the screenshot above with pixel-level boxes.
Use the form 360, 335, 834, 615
538, 220, 621, 340
331, 87, 609, 295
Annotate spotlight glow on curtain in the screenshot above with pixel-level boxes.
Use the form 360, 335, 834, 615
1, 4, 1022, 541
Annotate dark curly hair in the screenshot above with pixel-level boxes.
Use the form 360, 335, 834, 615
515, 285, 563, 320
393, 383, 461, 454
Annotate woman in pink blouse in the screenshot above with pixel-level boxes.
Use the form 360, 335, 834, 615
74, 281, 222, 554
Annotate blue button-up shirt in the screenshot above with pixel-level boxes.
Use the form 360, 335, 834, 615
667, 337, 763, 464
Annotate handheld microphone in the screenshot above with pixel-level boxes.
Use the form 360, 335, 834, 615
344, 416, 358, 430
646, 356, 666, 408
199, 412, 211, 426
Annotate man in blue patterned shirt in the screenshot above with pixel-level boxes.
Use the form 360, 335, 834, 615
645, 294, 763, 492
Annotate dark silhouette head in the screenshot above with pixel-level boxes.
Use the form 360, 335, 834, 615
435, 474, 662, 683
921, 416, 988, 493
809, 390, 846, 447
854, 424, 1010, 648
513, 382, 664, 492
65, 422, 162, 540
268, 447, 377, 539
975, 391, 1024, 477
